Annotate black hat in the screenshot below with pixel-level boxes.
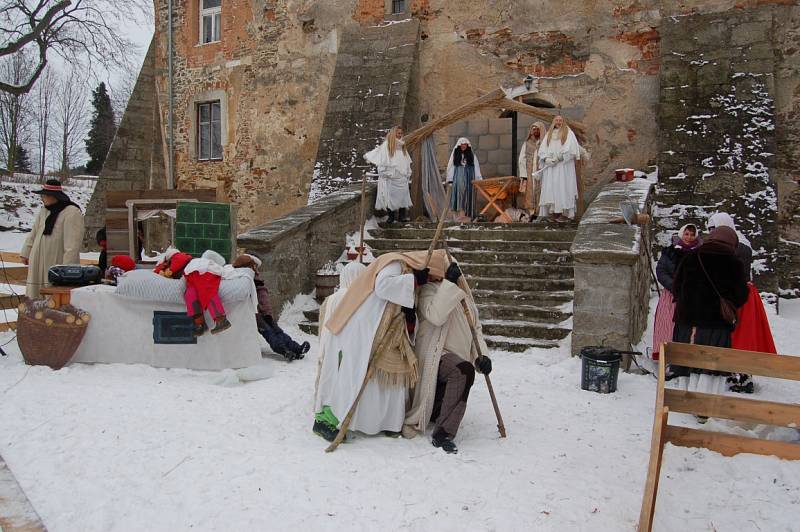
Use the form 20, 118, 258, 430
34, 179, 70, 202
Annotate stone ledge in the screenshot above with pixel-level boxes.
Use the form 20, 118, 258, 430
571, 179, 654, 265
238, 183, 377, 250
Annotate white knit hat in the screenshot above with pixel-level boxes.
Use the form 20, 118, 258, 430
201, 249, 226, 267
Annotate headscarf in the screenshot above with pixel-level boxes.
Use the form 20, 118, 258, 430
701, 226, 738, 255
707, 212, 751, 247
446, 138, 482, 183
339, 261, 367, 291
202, 249, 225, 267
325, 250, 449, 335
673, 224, 701, 251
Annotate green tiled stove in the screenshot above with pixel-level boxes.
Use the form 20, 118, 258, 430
174, 201, 237, 262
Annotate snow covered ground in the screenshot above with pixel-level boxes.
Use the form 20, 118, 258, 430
0, 288, 798, 531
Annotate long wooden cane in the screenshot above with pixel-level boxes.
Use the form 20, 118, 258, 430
440, 237, 507, 438
325, 188, 453, 453
357, 173, 368, 264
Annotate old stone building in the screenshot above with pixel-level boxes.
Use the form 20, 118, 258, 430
87, 0, 799, 294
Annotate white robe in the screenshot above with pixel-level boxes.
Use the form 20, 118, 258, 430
315, 261, 415, 435
365, 140, 413, 211
404, 280, 489, 436
537, 129, 581, 218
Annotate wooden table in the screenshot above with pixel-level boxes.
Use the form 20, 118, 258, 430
40, 286, 76, 308
473, 176, 521, 220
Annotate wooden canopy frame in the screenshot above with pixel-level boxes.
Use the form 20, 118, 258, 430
404, 88, 590, 219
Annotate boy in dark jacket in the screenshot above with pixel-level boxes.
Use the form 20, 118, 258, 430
233, 254, 309, 361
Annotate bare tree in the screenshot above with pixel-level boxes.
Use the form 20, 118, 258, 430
0, 0, 151, 96
50, 66, 87, 178
0, 50, 34, 172
32, 64, 55, 178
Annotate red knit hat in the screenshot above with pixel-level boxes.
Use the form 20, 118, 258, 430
111, 255, 136, 271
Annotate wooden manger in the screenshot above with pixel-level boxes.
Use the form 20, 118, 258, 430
638, 342, 800, 531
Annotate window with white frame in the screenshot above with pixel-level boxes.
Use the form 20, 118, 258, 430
200, 0, 221, 44
197, 101, 222, 161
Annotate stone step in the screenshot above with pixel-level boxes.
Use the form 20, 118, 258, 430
459, 263, 573, 280
482, 319, 571, 340
471, 289, 573, 306
483, 335, 562, 352
366, 238, 572, 252
303, 303, 570, 324
378, 221, 578, 230
467, 276, 574, 292
372, 227, 577, 242
297, 320, 568, 345
429, 249, 572, 265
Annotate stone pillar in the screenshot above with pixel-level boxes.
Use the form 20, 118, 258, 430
570, 180, 654, 357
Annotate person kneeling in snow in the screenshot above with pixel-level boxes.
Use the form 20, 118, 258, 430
233, 254, 310, 361
403, 261, 492, 454
183, 250, 233, 336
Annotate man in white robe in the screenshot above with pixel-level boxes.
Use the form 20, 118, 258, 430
537, 115, 582, 221
403, 262, 492, 454
313, 250, 448, 441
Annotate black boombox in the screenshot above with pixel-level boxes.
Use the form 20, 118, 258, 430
48, 264, 102, 286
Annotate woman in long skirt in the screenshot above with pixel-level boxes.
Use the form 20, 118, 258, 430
445, 137, 482, 220
652, 223, 700, 359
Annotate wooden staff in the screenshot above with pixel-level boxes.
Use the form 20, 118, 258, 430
439, 234, 507, 438
325, 188, 453, 453
357, 172, 368, 263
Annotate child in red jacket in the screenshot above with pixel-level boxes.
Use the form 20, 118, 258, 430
183, 250, 231, 336
154, 247, 193, 279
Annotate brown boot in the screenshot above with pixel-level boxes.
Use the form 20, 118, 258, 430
211, 316, 232, 335
193, 315, 207, 337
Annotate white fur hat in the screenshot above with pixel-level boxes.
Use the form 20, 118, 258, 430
164, 247, 180, 260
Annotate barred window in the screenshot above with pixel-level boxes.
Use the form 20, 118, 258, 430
201, 0, 221, 44
197, 101, 222, 161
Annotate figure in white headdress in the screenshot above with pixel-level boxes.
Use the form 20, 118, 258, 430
446, 137, 483, 220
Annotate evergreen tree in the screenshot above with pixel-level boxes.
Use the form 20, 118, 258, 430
84, 82, 116, 175
13, 144, 30, 173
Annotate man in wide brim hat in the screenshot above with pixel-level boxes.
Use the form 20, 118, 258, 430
20, 179, 85, 298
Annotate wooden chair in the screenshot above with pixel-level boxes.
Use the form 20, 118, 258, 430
638, 342, 800, 532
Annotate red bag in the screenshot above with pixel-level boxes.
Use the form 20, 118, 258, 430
731, 283, 776, 354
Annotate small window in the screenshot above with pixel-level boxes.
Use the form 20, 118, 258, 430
391, 0, 406, 14
201, 0, 221, 44
197, 101, 222, 161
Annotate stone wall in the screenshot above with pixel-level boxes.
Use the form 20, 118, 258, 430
653, 6, 782, 293
309, 19, 419, 202
237, 183, 377, 314
570, 179, 653, 356
83, 37, 166, 248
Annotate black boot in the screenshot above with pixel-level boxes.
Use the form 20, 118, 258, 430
386, 210, 396, 224
398, 208, 410, 222
432, 433, 458, 454
313, 420, 338, 442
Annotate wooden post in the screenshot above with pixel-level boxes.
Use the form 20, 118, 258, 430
410, 143, 424, 220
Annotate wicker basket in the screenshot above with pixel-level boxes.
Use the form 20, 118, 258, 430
17, 308, 89, 370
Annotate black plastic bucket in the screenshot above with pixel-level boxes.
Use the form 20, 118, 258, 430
580, 346, 623, 394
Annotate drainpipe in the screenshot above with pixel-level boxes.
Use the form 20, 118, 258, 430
511, 111, 518, 178
167, 0, 174, 189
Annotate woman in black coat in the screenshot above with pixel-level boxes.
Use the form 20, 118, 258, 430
669, 226, 749, 397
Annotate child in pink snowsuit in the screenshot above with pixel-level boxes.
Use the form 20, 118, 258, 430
183, 250, 231, 336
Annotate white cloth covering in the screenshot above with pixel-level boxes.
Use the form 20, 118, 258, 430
314, 261, 414, 435
314, 261, 367, 410
537, 128, 581, 218
445, 137, 482, 183
70, 284, 262, 370
404, 280, 488, 436
365, 140, 413, 211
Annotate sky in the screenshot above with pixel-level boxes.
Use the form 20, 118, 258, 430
13, 3, 155, 170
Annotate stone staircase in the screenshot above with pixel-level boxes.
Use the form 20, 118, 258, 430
299, 222, 577, 352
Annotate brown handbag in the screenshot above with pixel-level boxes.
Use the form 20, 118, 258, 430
697, 254, 738, 326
